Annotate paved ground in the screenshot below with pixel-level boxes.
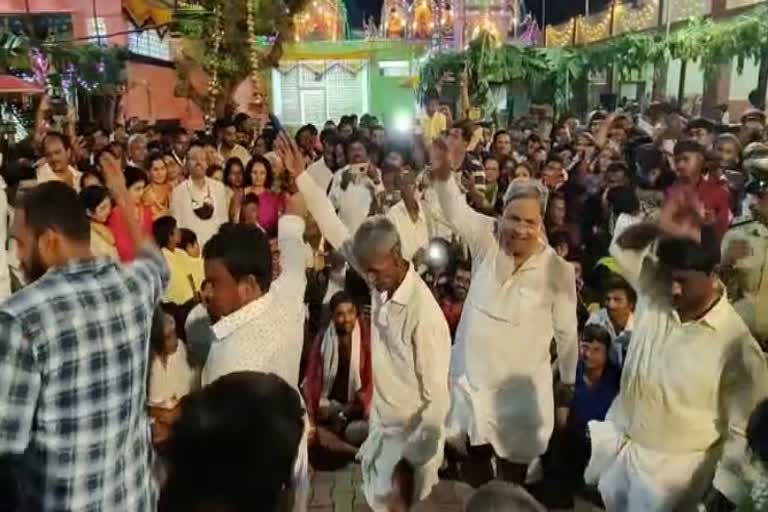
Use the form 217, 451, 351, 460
309, 465, 602, 512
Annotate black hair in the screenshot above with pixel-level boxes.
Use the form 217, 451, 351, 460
344, 132, 371, 159
606, 186, 639, 216
18, 182, 90, 242
603, 275, 637, 306
79, 185, 110, 213
657, 226, 720, 274
160, 371, 304, 512
581, 323, 612, 350
245, 155, 274, 189
153, 216, 178, 249
203, 224, 272, 292
319, 128, 338, 147
79, 170, 104, 189
545, 153, 564, 166
492, 129, 511, 147
149, 307, 168, 357
452, 120, 475, 143
124, 166, 147, 188
329, 290, 357, 315
223, 157, 245, 188
296, 124, 317, 140
145, 151, 167, 172
42, 131, 72, 151
179, 228, 198, 251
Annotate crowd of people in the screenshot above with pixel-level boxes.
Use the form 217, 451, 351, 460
1, 85, 768, 512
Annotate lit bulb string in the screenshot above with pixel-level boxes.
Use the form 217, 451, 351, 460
546, 0, 660, 47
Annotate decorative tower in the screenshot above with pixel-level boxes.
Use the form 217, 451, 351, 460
380, 0, 409, 39
293, 0, 348, 42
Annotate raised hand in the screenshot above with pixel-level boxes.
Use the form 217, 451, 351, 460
99, 150, 128, 200
275, 131, 305, 181
658, 186, 704, 242
429, 137, 452, 182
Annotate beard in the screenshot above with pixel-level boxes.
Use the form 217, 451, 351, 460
22, 248, 48, 283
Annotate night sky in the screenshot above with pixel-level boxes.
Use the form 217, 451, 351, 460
347, 0, 615, 29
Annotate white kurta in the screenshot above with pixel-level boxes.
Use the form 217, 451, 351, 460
297, 172, 451, 511
327, 165, 384, 235
585, 238, 768, 510
306, 158, 334, 193
201, 214, 309, 512
170, 178, 230, 249
386, 200, 430, 262
433, 178, 578, 463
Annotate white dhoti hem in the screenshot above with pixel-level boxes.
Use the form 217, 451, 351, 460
291, 413, 311, 512
446, 374, 552, 463
586, 420, 718, 512
357, 422, 443, 512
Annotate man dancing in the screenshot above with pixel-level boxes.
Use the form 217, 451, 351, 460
431, 137, 578, 486
586, 189, 768, 510
278, 134, 451, 511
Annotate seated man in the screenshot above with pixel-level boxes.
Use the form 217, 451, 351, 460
302, 291, 372, 467
586, 275, 636, 367
533, 324, 620, 510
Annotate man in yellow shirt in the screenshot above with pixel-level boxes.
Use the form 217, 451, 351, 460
420, 92, 447, 146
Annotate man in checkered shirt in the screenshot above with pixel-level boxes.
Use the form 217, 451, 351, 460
0, 153, 168, 511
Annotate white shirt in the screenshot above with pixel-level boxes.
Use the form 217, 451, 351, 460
434, 177, 578, 462
590, 237, 768, 507
170, 177, 230, 249
36, 163, 82, 192
386, 200, 430, 262
202, 215, 307, 388
327, 165, 384, 235
148, 342, 197, 410
306, 158, 334, 193
297, 172, 451, 506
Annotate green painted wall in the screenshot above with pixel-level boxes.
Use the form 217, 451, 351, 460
368, 55, 419, 131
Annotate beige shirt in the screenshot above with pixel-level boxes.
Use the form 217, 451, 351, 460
721, 220, 768, 340
605, 237, 768, 505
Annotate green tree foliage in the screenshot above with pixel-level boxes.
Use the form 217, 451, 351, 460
420, 6, 768, 114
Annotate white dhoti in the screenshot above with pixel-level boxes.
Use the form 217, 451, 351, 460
586, 420, 718, 512
447, 369, 554, 463
357, 422, 444, 512
291, 413, 311, 512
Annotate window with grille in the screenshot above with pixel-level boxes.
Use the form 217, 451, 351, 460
87, 17, 107, 46
128, 25, 171, 61
272, 60, 369, 127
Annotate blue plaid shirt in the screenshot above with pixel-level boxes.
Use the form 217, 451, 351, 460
0, 244, 168, 511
